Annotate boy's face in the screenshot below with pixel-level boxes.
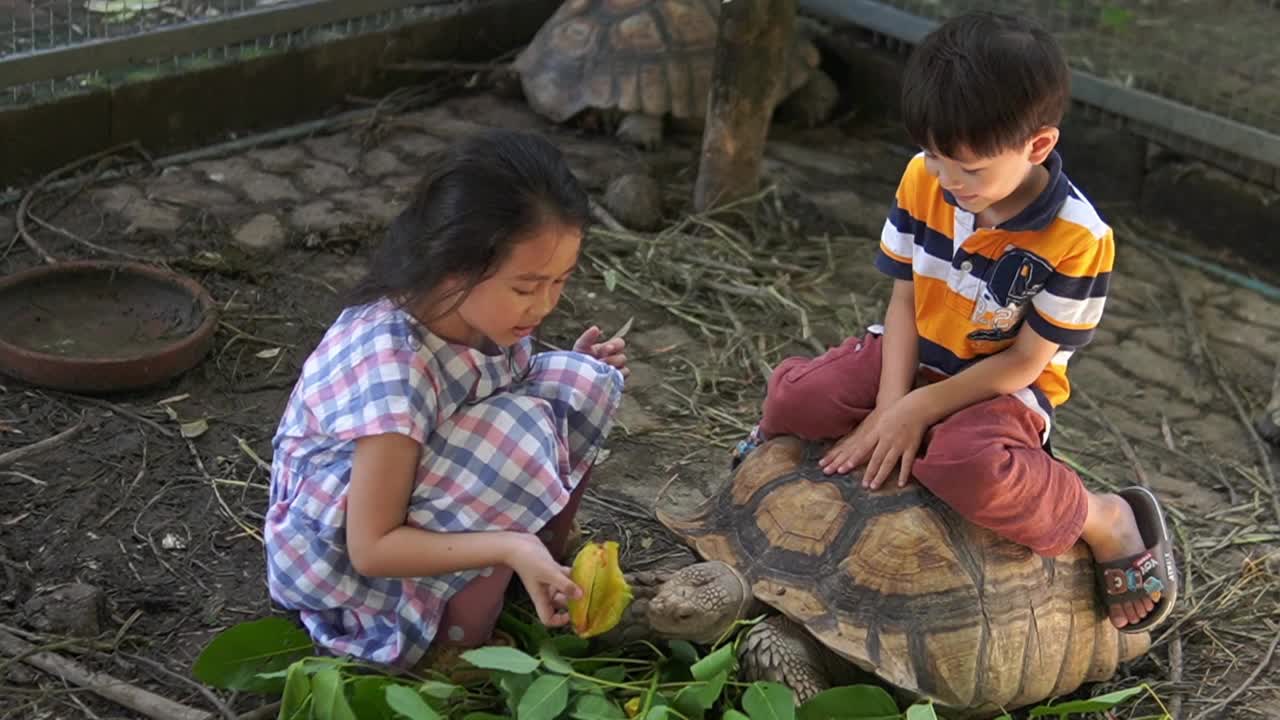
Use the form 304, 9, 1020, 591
921, 127, 1058, 218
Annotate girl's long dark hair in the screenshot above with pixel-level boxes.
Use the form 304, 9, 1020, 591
349, 128, 590, 312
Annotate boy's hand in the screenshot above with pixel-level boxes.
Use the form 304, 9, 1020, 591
819, 393, 931, 489
504, 533, 583, 627
574, 325, 629, 377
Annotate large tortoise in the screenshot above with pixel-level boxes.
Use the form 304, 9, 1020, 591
627, 436, 1152, 718
512, 0, 839, 148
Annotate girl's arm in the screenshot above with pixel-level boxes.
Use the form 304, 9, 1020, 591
876, 279, 920, 406
345, 431, 581, 626
345, 432, 536, 578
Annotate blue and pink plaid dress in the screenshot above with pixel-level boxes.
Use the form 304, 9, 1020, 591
264, 298, 623, 667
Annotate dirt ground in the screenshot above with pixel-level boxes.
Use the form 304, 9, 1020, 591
0, 85, 1278, 720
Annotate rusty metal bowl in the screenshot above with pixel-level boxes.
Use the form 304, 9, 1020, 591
0, 261, 218, 393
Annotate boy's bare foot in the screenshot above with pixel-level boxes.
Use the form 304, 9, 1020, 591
1080, 492, 1156, 629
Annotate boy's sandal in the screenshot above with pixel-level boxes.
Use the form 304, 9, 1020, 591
1094, 486, 1179, 634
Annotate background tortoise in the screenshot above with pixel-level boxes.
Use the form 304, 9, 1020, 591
512, 0, 839, 148
631, 435, 1151, 717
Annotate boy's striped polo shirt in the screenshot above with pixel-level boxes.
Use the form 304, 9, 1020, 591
873, 151, 1114, 437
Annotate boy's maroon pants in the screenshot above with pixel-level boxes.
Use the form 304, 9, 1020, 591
758, 333, 1088, 557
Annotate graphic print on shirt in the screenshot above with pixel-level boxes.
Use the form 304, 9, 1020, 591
967, 246, 1054, 343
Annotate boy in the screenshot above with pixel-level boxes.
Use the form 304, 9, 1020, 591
737, 12, 1176, 632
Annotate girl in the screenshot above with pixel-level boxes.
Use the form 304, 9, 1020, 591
264, 128, 628, 669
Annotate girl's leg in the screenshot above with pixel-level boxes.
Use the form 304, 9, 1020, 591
435, 565, 515, 649
537, 468, 593, 561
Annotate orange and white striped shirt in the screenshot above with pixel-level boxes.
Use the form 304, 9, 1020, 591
874, 151, 1114, 437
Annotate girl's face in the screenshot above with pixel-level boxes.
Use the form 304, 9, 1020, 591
425, 221, 581, 348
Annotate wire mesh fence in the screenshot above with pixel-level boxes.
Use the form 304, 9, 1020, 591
0, 0, 460, 106
867, 0, 1280, 139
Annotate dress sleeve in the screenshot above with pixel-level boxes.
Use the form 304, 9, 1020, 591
302, 320, 438, 443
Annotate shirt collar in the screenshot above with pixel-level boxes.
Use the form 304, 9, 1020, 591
942, 150, 1069, 232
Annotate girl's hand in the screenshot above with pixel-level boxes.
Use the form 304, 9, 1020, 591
503, 533, 582, 627
573, 326, 629, 377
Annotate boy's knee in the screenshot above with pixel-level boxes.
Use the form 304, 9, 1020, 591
759, 359, 826, 437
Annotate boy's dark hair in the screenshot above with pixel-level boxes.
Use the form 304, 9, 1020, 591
901, 12, 1071, 158
350, 128, 589, 312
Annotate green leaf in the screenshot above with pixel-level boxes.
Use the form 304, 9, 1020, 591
552, 634, 591, 657
644, 706, 670, 720
310, 669, 357, 720
461, 646, 541, 674
594, 665, 627, 683
673, 671, 728, 719
462, 715, 510, 720
743, 682, 797, 720
278, 661, 311, 720
1100, 6, 1134, 30
690, 645, 735, 681
191, 617, 313, 693
1028, 686, 1146, 716
349, 678, 396, 720
668, 640, 699, 666
798, 685, 900, 720
539, 641, 575, 675
905, 703, 938, 720
385, 685, 441, 720
496, 671, 534, 715
417, 680, 458, 700
572, 693, 627, 719
517, 674, 571, 720
604, 269, 619, 292
724, 712, 751, 720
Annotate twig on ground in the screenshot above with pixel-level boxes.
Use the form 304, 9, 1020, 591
0, 628, 209, 720
115, 651, 237, 720
1188, 624, 1280, 720
0, 414, 86, 469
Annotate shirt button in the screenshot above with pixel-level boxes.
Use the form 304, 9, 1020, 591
960, 260, 973, 272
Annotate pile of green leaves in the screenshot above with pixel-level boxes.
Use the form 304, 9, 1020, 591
192, 611, 1156, 720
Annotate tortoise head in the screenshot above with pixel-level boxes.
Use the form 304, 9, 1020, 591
647, 561, 753, 645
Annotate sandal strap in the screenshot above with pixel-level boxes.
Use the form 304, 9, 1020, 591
1097, 548, 1168, 604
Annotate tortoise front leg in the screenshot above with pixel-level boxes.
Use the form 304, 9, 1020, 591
737, 615, 832, 704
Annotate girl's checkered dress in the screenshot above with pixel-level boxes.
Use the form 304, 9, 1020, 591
265, 299, 623, 667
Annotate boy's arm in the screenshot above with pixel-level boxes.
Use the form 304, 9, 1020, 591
876, 279, 920, 407
907, 322, 1059, 427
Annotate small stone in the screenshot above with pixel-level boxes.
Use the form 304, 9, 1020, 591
298, 160, 353, 193
92, 185, 182, 233
233, 214, 287, 255
603, 173, 663, 231
195, 158, 301, 204
290, 200, 358, 233
146, 170, 239, 213
333, 188, 404, 224
23, 583, 106, 638
318, 257, 369, 290
303, 135, 361, 170
389, 132, 448, 158
255, 145, 306, 172
361, 149, 404, 177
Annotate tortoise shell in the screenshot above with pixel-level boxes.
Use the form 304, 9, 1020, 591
658, 436, 1151, 716
513, 0, 821, 123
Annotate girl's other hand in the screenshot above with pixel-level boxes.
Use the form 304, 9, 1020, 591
573, 325, 629, 377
